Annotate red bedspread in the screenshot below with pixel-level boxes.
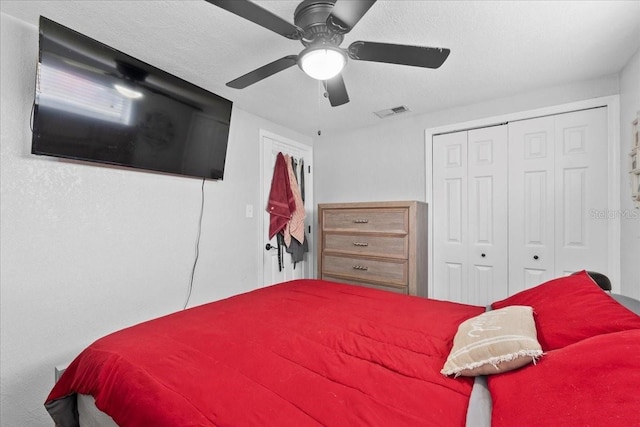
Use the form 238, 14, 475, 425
46, 279, 484, 426
488, 329, 640, 427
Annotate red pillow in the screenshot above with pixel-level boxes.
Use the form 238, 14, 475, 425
488, 329, 640, 427
491, 270, 640, 350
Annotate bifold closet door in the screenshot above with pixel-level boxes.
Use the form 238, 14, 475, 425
432, 125, 508, 305
432, 131, 468, 302
507, 116, 556, 291
508, 107, 609, 293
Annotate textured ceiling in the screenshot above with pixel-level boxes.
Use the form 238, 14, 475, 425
2, 0, 639, 137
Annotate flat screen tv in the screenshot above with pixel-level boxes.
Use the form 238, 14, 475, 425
32, 16, 233, 180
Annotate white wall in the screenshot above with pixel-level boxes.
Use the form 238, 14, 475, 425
0, 13, 312, 426
618, 48, 640, 299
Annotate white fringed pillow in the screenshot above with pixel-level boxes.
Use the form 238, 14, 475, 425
441, 305, 543, 377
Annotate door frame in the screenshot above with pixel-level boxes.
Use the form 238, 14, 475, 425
259, 129, 314, 285
425, 95, 621, 294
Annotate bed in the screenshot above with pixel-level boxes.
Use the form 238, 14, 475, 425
45, 271, 640, 426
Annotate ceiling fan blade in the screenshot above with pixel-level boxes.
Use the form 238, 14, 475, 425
324, 74, 349, 107
348, 41, 450, 69
226, 55, 298, 89
326, 0, 376, 34
206, 0, 302, 40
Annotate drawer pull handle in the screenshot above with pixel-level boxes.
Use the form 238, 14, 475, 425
353, 219, 369, 224
353, 242, 369, 247
352, 265, 369, 271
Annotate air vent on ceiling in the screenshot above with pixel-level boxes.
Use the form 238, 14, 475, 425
374, 105, 410, 119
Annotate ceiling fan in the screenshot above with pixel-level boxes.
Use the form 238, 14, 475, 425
206, 0, 450, 107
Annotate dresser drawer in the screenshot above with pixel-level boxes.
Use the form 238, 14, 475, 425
322, 208, 408, 233
323, 233, 408, 259
321, 254, 408, 286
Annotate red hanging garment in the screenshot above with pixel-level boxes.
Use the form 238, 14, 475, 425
267, 152, 296, 239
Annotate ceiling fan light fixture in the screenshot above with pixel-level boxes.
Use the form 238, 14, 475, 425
298, 45, 346, 80
114, 84, 143, 99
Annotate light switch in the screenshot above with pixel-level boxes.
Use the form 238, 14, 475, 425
245, 204, 254, 218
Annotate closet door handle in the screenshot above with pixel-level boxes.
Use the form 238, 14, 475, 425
353, 242, 369, 247
533, 255, 539, 260
481, 253, 486, 258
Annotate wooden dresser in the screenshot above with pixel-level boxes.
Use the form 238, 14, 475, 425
317, 201, 428, 296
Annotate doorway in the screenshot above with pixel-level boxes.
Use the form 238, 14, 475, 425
260, 130, 314, 286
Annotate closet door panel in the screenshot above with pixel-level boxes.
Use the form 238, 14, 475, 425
433, 131, 468, 301
444, 262, 464, 302
446, 178, 464, 243
562, 168, 587, 246
467, 126, 508, 304
554, 108, 609, 275
522, 268, 547, 290
524, 171, 547, 245
509, 116, 556, 293
469, 265, 495, 305
433, 126, 507, 305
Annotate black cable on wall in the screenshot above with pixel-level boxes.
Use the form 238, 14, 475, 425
183, 177, 205, 309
